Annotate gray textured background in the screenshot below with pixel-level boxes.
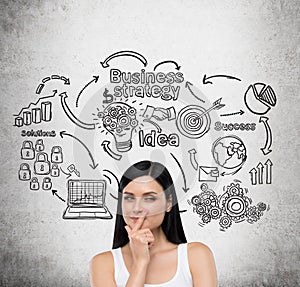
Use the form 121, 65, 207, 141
1, 1, 299, 286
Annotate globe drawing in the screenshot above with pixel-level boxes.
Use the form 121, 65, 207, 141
212, 135, 247, 170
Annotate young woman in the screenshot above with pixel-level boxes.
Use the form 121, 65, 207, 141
90, 160, 217, 287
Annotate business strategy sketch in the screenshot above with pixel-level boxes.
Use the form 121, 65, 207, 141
13, 50, 276, 228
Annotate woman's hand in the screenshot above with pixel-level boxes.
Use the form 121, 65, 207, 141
125, 210, 155, 267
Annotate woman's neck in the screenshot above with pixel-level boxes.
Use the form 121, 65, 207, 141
148, 227, 175, 255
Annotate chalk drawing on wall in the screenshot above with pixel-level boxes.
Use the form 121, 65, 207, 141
188, 182, 269, 231
62, 179, 112, 220
244, 83, 277, 115
176, 99, 225, 139
211, 135, 247, 176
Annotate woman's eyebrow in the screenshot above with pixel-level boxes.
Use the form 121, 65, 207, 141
123, 191, 134, 195
123, 191, 158, 195
143, 191, 158, 195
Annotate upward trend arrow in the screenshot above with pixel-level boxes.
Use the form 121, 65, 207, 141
259, 116, 272, 155
75, 76, 99, 107
185, 81, 205, 103
59, 92, 95, 130
257, 162, 264, 184
249, 168, 257, 185
202, 74, 241, 85
265, 159, 273, 184
170, 153, 189, 193
100, 50, 147, 68
153, 60, 181, 71
14, 89, 58, 117
60, 131, 99, 169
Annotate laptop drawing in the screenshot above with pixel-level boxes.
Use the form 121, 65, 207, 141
63, 179, 112, 219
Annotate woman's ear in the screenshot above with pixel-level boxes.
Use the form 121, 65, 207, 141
166, 194, 172, 212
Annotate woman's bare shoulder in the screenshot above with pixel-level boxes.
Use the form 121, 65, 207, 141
90, 251, 116, 287
187, 241, 213, 254
187, 242, 215, 268
187, 242, 217, 286
90, 251, 114, 270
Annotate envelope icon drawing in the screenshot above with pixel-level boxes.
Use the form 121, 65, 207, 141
199, 166, 219, 182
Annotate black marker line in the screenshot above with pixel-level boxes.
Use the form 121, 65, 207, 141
202, 74, 241, 85
103, 169, 120, 193
60, 131, 99, 169
153, 60, 181, 71
100, 50, 147, 68
52, 190, 66, 202
220, 110, 244, 117
59, 92, 96, 130
75, 76, 99, 107
170, 153, 189, 193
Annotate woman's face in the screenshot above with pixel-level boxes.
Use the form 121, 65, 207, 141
122, 175, 172, 230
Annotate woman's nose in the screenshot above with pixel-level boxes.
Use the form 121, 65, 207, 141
132, 197, 143, 214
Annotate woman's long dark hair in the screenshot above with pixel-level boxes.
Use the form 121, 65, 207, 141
112, 160, 187, 249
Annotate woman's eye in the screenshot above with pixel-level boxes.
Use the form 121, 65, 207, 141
123, 196, 134, 201
144, 197, 156, 202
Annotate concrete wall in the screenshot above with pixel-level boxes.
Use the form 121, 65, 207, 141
1, 1, 299, 286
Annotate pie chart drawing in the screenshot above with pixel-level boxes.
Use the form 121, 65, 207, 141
176, 105, 211, 139
244, 83, 277, 115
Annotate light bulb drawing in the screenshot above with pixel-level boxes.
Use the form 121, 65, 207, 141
99, 102, 138, 152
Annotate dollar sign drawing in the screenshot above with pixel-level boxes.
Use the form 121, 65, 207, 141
103, 88, 113, 104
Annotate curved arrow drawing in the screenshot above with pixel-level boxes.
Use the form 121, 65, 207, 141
103, 174, 112, 185
103, 169, 120, 199
101, 140, 122, 161
221, 110, 244, 117
59, 92, 95, 130
185, 81, 205, 103
259, 116, 272, 155
100, 50, 147, 68
36, 75, 70, 94
52, 190, 66, 202
153, 60, 181, 71
75, 76, 99, 107
60, 131, 99, 169
203, 74, 241, 85
221, 165, 243, 176
188, 148, 198, 171
170, 153, 189, 193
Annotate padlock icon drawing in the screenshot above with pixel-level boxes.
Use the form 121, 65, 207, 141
30, 177, 39, 190
18, 163, 31, 181
51, 146, 63, 163
42, 177, 52, 190
34, 152, 50, 175
51, 164, 60, 177
21, 140, 35, 160
35, 139, 45, 152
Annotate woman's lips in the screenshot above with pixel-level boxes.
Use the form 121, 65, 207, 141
130, 217, 140, 223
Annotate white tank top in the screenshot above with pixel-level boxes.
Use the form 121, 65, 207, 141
111, 243, 193, 287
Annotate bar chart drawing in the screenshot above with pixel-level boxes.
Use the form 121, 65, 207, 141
13, 90, 56, 127
14, 101, 52, 127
